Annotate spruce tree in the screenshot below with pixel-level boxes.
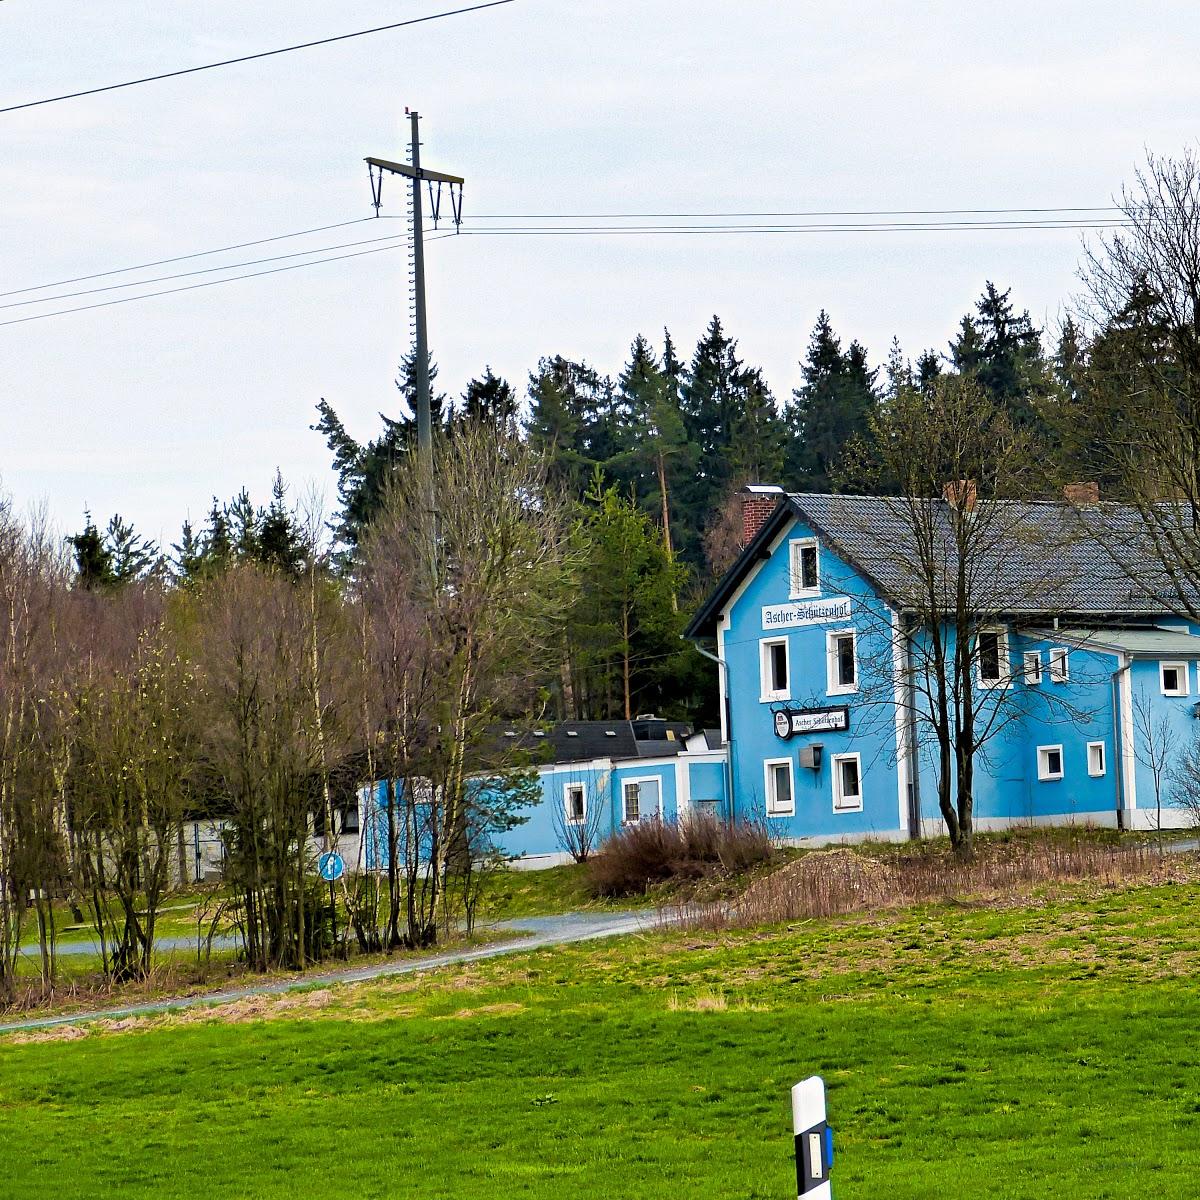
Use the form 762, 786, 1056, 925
258, 471, 306, 578
950, 283, 1051, 431
785, 311, 878, 492
568, 480, 690, 720
611, 335, 695, 567
460, 367, 517, 432
68, 513, 115, 591
525, 355, 611, 499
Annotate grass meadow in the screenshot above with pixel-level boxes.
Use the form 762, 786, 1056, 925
3, 873, 1200, 1198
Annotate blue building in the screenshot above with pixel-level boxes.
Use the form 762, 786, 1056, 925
361, 719, 730, 871
683, 486, 1200, 842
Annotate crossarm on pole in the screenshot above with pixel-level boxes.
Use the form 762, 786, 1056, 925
364, 156, 465, 186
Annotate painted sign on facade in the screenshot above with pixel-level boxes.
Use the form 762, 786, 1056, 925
774, 706, 850, 739
762, 596, 852, 630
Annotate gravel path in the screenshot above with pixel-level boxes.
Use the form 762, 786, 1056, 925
0, 909, 658, 1035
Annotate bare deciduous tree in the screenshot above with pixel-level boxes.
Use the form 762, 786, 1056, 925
0, 497, 71, 1002
67, 586, 197, 982
188, 563, 351, 971
1071, 149, 1200, 616
1132, 690, 1179, 833
357, 420, 580, 946
551, 770, 609, 863
844, 376, 1091, 858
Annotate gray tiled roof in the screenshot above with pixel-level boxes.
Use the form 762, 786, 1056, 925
788, 493, 1192, 615
685, 493, 1197, 641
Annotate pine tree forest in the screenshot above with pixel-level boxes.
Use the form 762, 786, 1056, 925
60, 278, 1169, 728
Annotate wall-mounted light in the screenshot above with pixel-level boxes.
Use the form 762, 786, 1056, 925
798, 743, 823, 772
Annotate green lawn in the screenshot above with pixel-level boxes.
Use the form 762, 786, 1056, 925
3, 878, 1199, 1198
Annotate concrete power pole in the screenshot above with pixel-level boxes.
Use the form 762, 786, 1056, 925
366, 110, 464, 463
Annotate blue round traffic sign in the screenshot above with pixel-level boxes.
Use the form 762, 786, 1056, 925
318, 851, 345, 882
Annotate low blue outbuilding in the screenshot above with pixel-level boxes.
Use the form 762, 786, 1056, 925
360, 718, 730, 871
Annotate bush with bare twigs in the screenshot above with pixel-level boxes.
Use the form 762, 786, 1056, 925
587, 814, 775, 897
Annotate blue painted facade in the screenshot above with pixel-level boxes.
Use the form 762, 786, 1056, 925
689, 494, 1200, 841
360, 739, 731, 871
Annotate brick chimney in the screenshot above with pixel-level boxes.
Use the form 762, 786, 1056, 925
1063, 481, 1100, 506
942, 479, 977, 511
740, 484, 784, 547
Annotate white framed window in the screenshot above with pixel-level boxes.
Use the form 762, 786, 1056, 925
789, 538, 820, 598
622, 781, 641, 824
826, 629, 858, 695
620, 777, 661, 825
1023, 650, 1043, 685
831, 752, 863, 812
976, 628, 1009, 687
764, 758, 795, 816
564, 783, 586, 825
1160, 661, 1189, 697
760, 637, 790, 701
1037, 744, 1064, 782
1087, 741, 1106, 778
1048, 648, 1069, 683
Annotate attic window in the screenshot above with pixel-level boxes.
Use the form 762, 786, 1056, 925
566, 731, 579, 737
534, 731, 546, 737
504, 730, 517, 737
605, 730, 617, 737
789, 539, 820, 598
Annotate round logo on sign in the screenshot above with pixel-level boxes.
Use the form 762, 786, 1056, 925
773, 710, 792, 740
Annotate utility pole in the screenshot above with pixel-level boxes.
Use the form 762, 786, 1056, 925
366, 111, 464, 464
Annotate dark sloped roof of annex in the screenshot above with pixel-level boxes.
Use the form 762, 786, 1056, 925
685, 491, 1197, 640
501, 720, 690, 765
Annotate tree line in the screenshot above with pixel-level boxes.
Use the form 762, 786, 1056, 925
1, 423, 575, 1003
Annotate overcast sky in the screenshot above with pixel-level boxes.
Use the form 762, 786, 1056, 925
3, 1, 1199, 546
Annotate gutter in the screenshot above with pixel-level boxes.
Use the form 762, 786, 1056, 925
898, 614, 923, 839
1111, 655, 1132, 831
691, 638, 736, 826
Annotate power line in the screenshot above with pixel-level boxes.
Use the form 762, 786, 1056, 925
2, 208, 1127, 303
0, 211, 1132, 327
451, 220, 1128, 235
0, 218, 376, 298
0, 230, 415, 310
0, 233, 457, 328
468, 206, 1125, 219
0, 218, 1122, 324
0, 0, 517, 115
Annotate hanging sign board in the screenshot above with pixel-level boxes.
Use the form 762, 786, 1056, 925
774, 706, 850, 739
762, 597, 852, 630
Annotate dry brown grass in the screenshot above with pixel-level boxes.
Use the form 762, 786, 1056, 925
674, 838, 1199, 930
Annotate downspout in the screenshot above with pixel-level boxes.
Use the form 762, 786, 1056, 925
692, 638, 736, 826
1111, 656, 1131, 831
899, 614, 923, 840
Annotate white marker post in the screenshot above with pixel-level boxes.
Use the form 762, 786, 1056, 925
791, 1076, 833, 1198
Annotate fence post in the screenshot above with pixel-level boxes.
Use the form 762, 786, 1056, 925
791, 1075, 834, 1197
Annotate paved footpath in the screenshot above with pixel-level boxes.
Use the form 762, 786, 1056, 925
0, 909, 659, 1036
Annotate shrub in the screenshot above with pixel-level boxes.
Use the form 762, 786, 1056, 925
586, 814, 775, 898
